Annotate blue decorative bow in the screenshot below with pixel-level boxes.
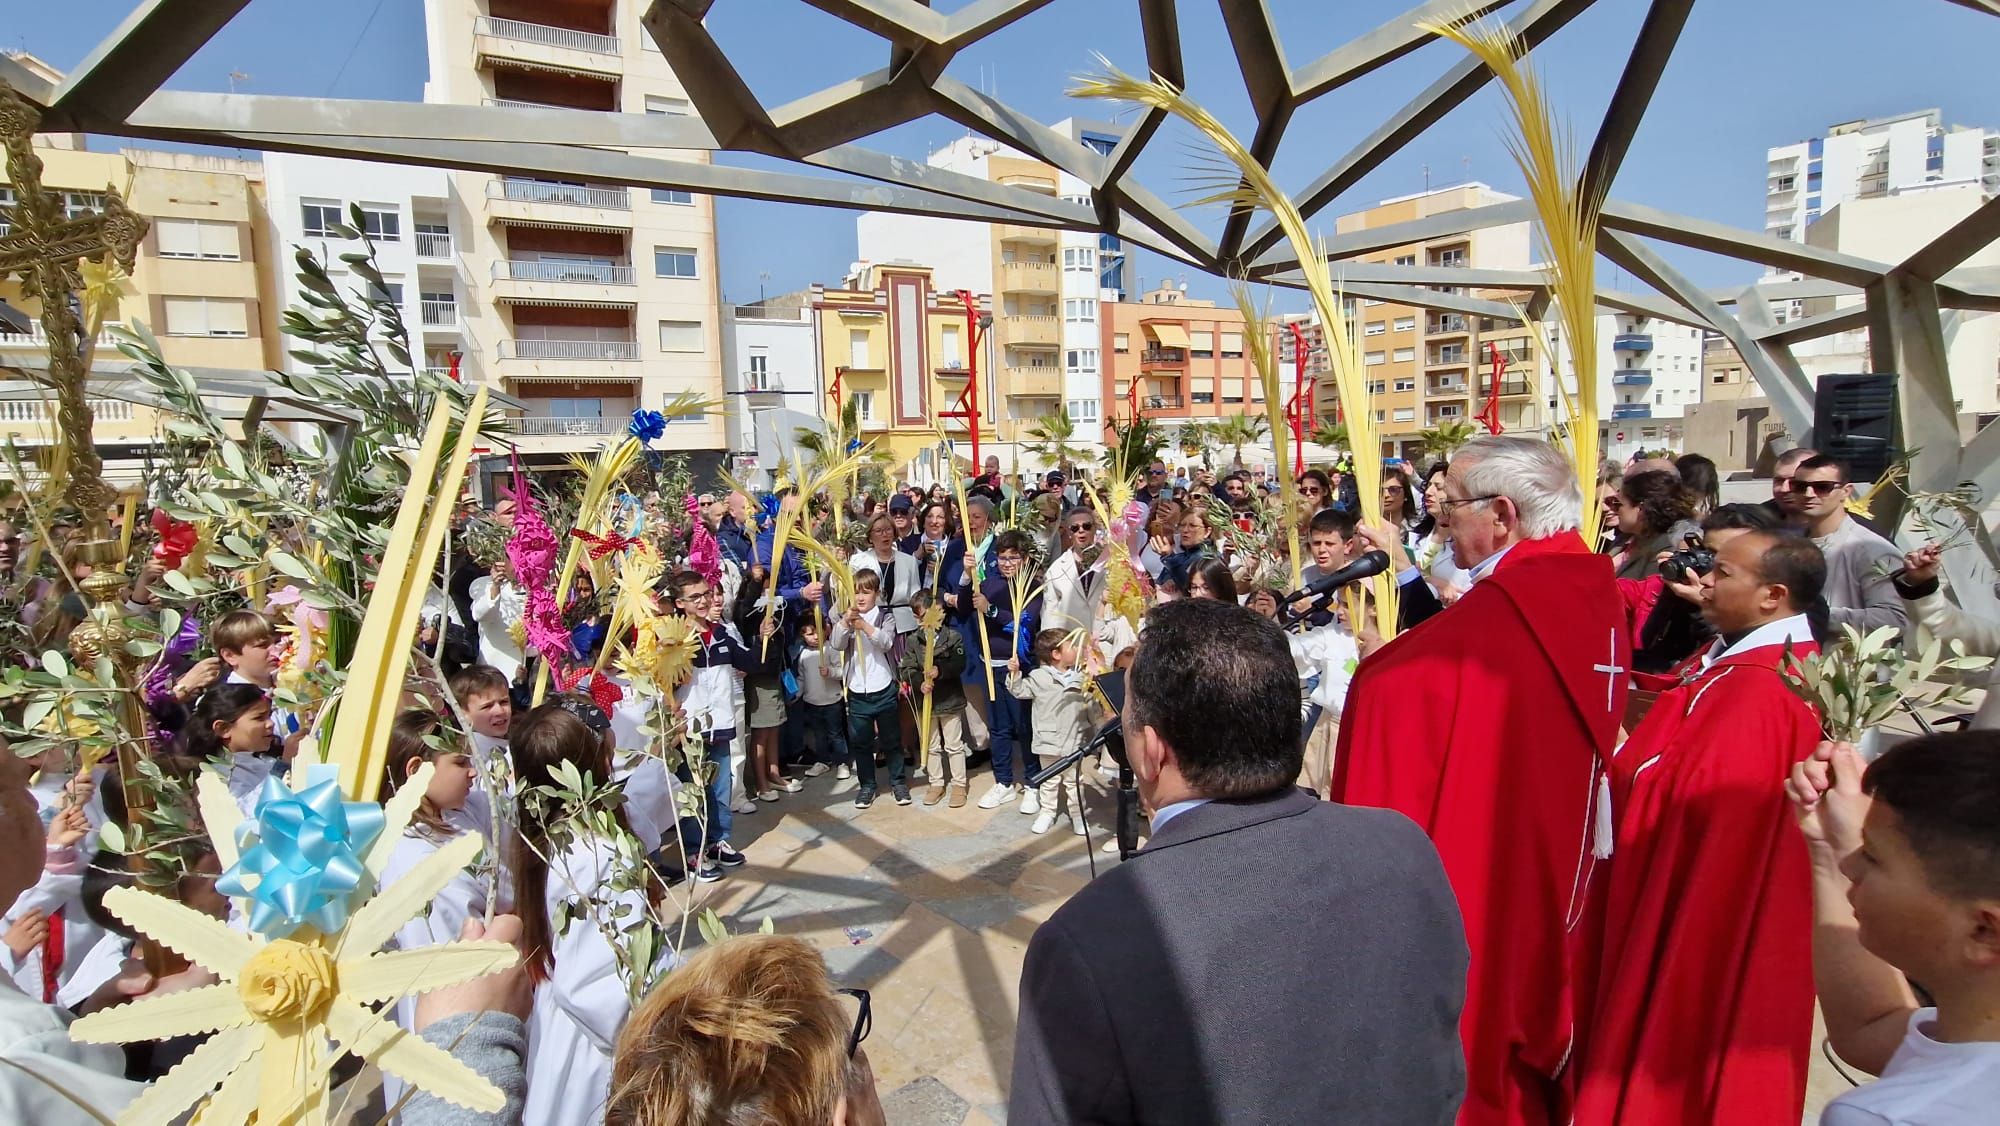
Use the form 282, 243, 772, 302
628, 409, 667, 444
216, 764, 386, 938
846, 438, 862, 454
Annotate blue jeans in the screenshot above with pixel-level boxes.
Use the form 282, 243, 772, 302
846, 685, 906, 792
678, 729, 734, 855
800, 701, 849, 766
988, 681, 1035, 785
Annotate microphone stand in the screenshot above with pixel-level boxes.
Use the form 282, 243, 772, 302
1027, 721, 1140, 868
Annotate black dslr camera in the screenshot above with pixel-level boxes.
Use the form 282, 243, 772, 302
1659, 532, 1717, 585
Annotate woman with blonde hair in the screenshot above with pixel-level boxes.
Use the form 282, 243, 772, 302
607, 934, 884, 1125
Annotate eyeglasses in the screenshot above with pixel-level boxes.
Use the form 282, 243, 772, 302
1383, 485, 1406, 495
1799, 479, 1845, 496
1437, 494, 1500, 514
836, 988, 872, 1058
1068, 523, 1096, 534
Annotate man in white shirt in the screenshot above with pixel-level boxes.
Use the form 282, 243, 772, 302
1790, 734, 2000, 1126
1794, 455, 1906, 636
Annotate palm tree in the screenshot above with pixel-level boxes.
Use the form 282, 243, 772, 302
1174, 419, 1215, 467
1021, 406, 1090, 473
1212, 412, 1270, 470
1417, 419, 1477, 461
1309, 418, 1349, 454
1101, 415, 1167, 479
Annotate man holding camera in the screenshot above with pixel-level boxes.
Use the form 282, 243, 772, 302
1010, 599, 1467, 1125
1573, 529, 1827, 1124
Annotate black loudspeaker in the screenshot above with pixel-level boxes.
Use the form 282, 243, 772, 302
1813, 373, 1901, 486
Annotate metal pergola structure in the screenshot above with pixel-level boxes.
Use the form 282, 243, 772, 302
5, 0, 2000, 606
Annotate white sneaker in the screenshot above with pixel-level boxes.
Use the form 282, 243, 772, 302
803, 762, 830, 778
1019, 790, 1041, 816
976, 782, 1018, 810
781, 777, 804, 793
733, 798, 758, 815
1071, 815, 1087, 836
835, 763, 852, 780
1101, 836, 1121, 854
1096, 763, 1119, 782
756, 789, 780, 802
1030, 810, 1057, 835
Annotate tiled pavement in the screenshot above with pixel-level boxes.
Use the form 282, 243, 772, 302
694, 766, 1859, 1126
695, 765, 1128, 1126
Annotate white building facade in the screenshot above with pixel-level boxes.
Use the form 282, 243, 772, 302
719, 295, 818, 485
1551, 312, 1706, 459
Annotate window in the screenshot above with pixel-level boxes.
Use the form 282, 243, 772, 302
63, 191, 106, 220
1190, 331, 1213, 358
1435, 404, 1463, 419
658, 320, 703, 352
420, 289, 452, 307
1392, 407, 1415, 423
1392, 255, 1415, 267
851, 391, 874, 420
1364, 351, 1386, 366
368, 281, 404, 305
1374, 410, 1386, 423
1067, 399, 1100, 424
1220, 332, 1243, 359
0, 186, 12, 235
1192, 391, 1214, 405
547, 398, 604, 418
1393, 317, 1415, 332
1113, 332, 1129, 354
849, 329, 870, 369
357, 204, 400, 242
301, 200, 343, 238
1429, 247, 1467, 268
1393, 347, 1415, 363
653, 246, 698, 278
1364, 321, 1386, 336
162, 297, 249, 337
155, 218, 241, 260
1654, 391, 1665, 405
1394, 378, 1415, 392
644, 95, 692, 116
651, 188, 694, 205
938, 325, 963, 368
1063, 298, 1096, 322
1063, 247, 1095, 272
1221, 378, 1244, 405
1065, 348, 1099, 374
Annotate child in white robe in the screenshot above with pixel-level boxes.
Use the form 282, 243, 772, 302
511, 702, 677, 1126
1, 763, 116, 1008
179, 683, 281, 819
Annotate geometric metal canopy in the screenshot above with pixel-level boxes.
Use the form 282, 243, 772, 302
7, 0, 2000, 605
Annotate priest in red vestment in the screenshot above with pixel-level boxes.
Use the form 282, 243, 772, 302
1572, 528, 1824, 1124
1332, 436, 1628, 1126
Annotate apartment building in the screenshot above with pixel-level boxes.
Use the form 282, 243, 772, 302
261, 153, 457, 381
720, 292, 817, 485
1546, 312, 1704, 459
853, 121, 1132, 460
420, 0, 726, 472
0, 129, 275, 475
809, 264, 999, 473
1702, 334, 1758, 403
1101, 283, 1266, 438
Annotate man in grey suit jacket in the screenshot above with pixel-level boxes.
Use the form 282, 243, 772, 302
1010, 599, 1468, 1125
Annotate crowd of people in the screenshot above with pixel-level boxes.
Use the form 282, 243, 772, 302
4, 430, 1999, 1126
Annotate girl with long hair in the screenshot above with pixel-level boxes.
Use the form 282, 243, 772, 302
176, 683, 276, 817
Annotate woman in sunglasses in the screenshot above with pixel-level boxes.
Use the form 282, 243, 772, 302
606, 934, 885, 1126
1041, 506, 1104, 633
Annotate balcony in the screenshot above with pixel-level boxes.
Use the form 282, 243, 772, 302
517, 415, 625, 436
998, 314, 1058, 347
1612, 370, 1653, 387
486, 178, 632, 229
1611, 403, 1652, 420
1426, 350, 1469, 369
415, 231, 453, 259
0, 398, 135, 424
996, 223, 1059, 245
1140, 347, 1187, 368
0, 322, 122, 350
1003, 367, 1063, 397
933, 359, 970, 379
1139, 394, 1186, 414
1484, 379, 1534, 398
502, 338, 640, 361
996, 260, 1058, 295
1428, 315, 1470, 335
1427, 378, 1468, 396
1613, 333, 1654, 351
472, 16, 621, 77
420, 300, 459, 327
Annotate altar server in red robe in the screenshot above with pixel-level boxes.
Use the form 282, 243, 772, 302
1572, 528, 1825, 1124
1333, 435, 1628, 1126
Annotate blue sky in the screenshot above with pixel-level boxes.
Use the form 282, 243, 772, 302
10, 0, 1999, 306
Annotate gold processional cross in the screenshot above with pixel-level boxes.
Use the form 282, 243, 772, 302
0, 80, 148, 530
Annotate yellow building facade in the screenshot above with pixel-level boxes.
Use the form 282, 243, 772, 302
810, 265, 1000, 473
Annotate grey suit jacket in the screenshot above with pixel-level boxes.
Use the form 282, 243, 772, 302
1009, 787, 1467, 1125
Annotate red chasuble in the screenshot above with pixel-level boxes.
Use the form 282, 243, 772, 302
1570, 618, 1819, 1125
1332, 533, 1628, 1126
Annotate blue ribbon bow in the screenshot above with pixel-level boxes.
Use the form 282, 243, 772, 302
216, 764, 386, 938
628, 409, 667, 444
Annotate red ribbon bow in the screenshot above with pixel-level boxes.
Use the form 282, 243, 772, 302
568, 528, 641, 560
150, 509, 198, 571
557, 666, 625, 712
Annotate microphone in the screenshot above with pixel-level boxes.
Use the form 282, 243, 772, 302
1283, 550, 1391, 604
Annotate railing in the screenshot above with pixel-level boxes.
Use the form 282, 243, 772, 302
1140, 347, 1187, 365
1141, 395, 1186, 410
0, 398, 136, 424
996, 261, 1058, 290
420, 300, 458, 326
494, 259, 635, 285
416, 232, 452, 258
1613, 333, 1654, 349
1429, 351, 1467, 366
517, 416, 625, 436
0, 323, 123, 349
1611, 403, 1652, 419
420, 366, 453, 381
1485, 380, 1533, 396
504, 339, 640, 361
1428, 316, 1470, 333
491, 178, 630, 210
1429, 379, 1467, 394
1428, 255, 1468, 269
1612, 371, 1653, 386
473, 16, 620, 55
